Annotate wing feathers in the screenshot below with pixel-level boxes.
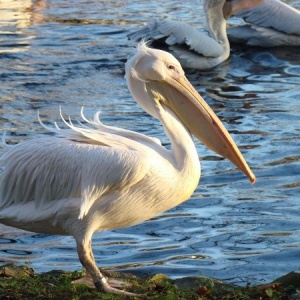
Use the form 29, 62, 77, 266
237, 0, 300, 35
0, 138, 150, 219
130, 19, 223, 57
227, 24, 300, 47
0, 111, 155, 219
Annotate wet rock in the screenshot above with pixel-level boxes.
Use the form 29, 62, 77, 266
0, 263, 34, 278
172, 276, 227, 290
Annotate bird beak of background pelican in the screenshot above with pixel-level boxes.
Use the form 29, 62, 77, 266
222, 0, 265, 18
145, 75, 256, 184
222, 0, 234, 19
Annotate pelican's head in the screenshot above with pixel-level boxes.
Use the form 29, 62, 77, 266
125, 42, 256, 183
125, 42, 184, 119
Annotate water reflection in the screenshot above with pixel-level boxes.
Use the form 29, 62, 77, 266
0, 0, 46, 53
0, 0, 300, 287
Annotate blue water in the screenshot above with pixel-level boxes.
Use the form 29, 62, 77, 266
0, 0, 300, 286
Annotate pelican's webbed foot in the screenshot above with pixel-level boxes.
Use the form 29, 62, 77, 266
94, 277, 146, 298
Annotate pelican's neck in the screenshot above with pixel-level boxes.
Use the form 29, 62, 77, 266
157, 104, 200, 181
205, 1, 229, 50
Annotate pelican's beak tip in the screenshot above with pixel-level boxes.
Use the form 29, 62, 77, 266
249, 173, 256, 185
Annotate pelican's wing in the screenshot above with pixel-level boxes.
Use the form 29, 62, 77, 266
0, 137, 151, 219
80, 110, 162, 147
227, 24, 300, 46
236, 0, 300, 35
38, 110, 162, 150
129, 19, 224, 58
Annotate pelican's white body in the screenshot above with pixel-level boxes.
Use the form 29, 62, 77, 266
0, 117, 200, 237
0, 44, 205, 250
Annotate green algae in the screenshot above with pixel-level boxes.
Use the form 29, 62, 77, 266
0, 264, 298, 300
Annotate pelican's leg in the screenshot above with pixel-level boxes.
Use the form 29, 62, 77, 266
76, 239, 145, 297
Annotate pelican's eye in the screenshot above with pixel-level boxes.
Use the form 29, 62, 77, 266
166, 63, 181, 80
167, 64, 176, 71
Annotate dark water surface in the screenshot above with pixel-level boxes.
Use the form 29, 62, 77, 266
0, 0, 300, 286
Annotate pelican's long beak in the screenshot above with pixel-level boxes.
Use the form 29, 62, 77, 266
223, 0, 264, 18
146, 75, 256, 184
223, 0, 234, 19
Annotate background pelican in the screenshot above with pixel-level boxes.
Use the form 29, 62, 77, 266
0, 43, 255, 297
129, 0, 230, 69
226, 0, 300, 46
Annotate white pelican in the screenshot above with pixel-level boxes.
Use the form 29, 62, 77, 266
0, 43, 255, 297
129, 0, 231, 70
226, 0, 300, 46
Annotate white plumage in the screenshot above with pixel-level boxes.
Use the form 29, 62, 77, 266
0, 43, 255, 297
